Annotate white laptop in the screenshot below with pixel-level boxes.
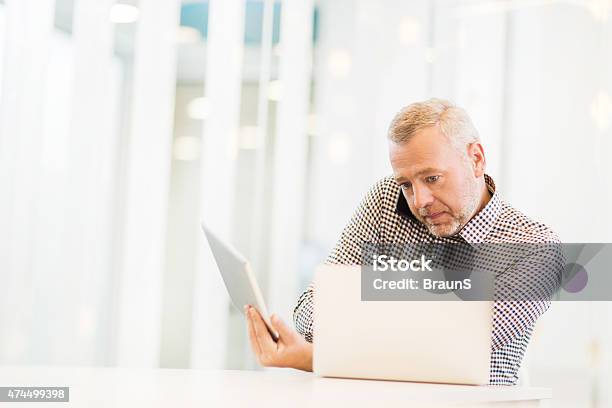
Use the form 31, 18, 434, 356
313, 264, 492, 385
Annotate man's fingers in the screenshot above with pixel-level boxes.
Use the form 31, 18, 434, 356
248, 307, 277, 355
244, 307, 312, 372
245, 306, 262, 357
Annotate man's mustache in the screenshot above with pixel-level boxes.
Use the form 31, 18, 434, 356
418, 207, 436, 217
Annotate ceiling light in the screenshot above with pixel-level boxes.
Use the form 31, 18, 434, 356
238, 126, 263, 150
268, 80, 282, 101
588, 0, 610, 22
591, 90, 612, 131
173, 136, 201, 161
397, 16, 421, 46
109, 4, 140, 24
187, 97, 209, 120
327, 49, 352, 79
328, 132, 350, 165
177, 26, 202, 44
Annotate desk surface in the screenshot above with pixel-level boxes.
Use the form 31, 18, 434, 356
0, 366, 551, 408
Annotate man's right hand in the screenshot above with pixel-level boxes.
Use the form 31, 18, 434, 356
245, 305, 313, 372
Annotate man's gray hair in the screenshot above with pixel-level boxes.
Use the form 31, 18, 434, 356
387, 98, 480, 152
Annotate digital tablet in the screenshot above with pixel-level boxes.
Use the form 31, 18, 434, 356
201, 223, 279, 341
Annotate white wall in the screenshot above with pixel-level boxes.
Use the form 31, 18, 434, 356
0, 2, 122, 365
505, 3, 612, 242
307, 0, 431, 249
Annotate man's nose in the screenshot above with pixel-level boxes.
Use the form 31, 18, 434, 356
413, 184, 434, 210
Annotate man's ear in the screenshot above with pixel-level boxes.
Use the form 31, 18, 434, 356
467, 142, 486, 177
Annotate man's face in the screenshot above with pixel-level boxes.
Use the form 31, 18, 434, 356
389, 125, 483, 237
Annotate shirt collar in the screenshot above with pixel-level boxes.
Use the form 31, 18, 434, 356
395, 174, 501, 244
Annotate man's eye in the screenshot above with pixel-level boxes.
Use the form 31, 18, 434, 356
401, 182, 412, 191
425, 175, 440, 183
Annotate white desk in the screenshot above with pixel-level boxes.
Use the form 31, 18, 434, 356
0, 367, 551, 407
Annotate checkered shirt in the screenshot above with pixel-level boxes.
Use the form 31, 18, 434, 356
293, 174, 563, 385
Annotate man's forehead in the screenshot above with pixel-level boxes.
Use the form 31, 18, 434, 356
389, 132, 454, 182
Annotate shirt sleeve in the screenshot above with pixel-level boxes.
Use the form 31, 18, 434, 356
293, 177, 390, 342
489, 241, 565, 384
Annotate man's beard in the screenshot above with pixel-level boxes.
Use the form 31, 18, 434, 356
421, 181, 482, 238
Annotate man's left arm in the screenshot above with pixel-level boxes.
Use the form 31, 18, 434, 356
492, 243, 565, 350
489, 243, 565, 385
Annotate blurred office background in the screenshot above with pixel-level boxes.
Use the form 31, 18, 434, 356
0, 0, 611, 406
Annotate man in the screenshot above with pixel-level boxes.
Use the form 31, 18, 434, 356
245, 98, 562, 385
